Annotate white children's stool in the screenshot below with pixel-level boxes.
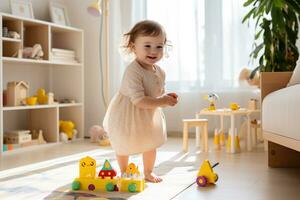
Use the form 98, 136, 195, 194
182, 119, 208, 152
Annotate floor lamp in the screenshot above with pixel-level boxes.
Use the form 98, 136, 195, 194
87, 0, 110, 110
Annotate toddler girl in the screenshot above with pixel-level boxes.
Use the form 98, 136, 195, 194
103, 20, 178, 183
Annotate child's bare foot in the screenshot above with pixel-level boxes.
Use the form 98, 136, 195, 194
144, 172, 162, 183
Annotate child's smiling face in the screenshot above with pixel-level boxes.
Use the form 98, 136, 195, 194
132, 34, 165, 70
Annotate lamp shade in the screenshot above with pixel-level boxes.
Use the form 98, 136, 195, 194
87, 0, 101, 16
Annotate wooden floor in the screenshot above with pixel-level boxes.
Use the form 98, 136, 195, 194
0, 137, 300, 200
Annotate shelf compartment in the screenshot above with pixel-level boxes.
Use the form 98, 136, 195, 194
2, 41, 21, 57
51, 26, 83, 64
23, 21, 49, 60
2, 16, 22, 39
59, 106, 83, 141
2, 108, 58, 153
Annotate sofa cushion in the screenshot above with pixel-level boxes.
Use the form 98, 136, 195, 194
262, 84, 300, 141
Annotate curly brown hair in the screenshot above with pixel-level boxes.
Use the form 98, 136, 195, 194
123, 20, 167, 53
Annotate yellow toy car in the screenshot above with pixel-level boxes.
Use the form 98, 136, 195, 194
196, 160, 219, 187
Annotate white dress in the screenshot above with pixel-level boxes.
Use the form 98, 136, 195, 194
103, 60, 167, 155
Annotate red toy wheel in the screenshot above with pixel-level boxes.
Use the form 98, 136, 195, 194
196, 176, 207, 187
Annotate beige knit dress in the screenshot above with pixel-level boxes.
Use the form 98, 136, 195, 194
103, 60, 167, 155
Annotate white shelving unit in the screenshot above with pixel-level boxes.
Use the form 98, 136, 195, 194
0, 13, 84, 155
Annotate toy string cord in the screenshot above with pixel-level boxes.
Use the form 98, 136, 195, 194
98, 1, 108, 110
212, 162, 219, 168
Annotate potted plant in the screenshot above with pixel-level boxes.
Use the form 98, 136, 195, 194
242, 0, 300, 78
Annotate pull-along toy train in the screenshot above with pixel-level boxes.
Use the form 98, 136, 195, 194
72, 156, 145, 193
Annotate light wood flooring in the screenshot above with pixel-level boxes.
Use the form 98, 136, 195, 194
0, 137, 300, 200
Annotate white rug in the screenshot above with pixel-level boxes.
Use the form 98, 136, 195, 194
0, 149, 199, 200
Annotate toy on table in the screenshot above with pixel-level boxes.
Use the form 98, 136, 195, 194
59, 120, 78, 142
230, 102, 240, 110
196, 160, 219, 187
72, 157, 145, 193
203, 93, 219, 110
89, 125, 110, 146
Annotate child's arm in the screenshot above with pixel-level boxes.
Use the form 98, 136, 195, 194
135, 94, 178, 109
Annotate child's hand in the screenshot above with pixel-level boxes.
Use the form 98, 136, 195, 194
167, 92, 178, 99
161, 93, 178, 107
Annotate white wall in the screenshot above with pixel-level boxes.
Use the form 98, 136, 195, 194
0, 0, 65, 21
63, 0, 105, 135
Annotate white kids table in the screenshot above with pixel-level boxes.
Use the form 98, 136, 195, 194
196, 108, 260, 153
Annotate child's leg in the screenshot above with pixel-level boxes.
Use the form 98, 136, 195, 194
143, 149, 162, 183
116, 154, 129, 175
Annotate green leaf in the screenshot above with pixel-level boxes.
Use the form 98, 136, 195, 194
242, 7, 256, 23
243, 0, 256, 7
249, 66, 261, 79
273, 0, 284, 8
255, 29, 263, 40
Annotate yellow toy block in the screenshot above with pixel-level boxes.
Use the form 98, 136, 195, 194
72, 177, 118, 192
196, 160, 219, 187
72, 157, 145, 193
79, 156, 96, 178
119, 178, 145, 193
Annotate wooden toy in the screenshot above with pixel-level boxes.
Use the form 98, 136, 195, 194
203, 93, 219, 110
119, 177, 145, 193
196, 160, 219, 187
4, 130, 32, 144
248, 99, 258, 110
47, 92, 55, 104
6, 81, 29, 106
72, 157, 145, 193
98, 160, 117, 179
125, 163, 140, 178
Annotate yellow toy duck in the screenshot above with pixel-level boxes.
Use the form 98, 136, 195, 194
125, 163, 140, 177
37, 88, 48, 104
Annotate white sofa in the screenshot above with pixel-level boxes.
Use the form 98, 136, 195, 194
261, 72, 300, 167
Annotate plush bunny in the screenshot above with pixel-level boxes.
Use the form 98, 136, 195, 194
89, 125, 110, 146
